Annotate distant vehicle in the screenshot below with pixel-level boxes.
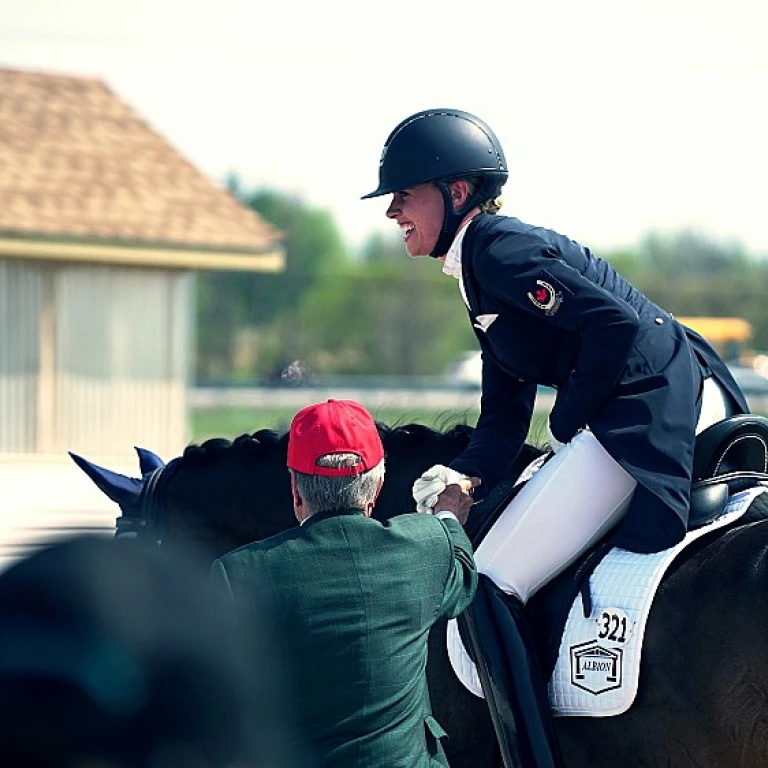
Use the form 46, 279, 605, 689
445, 351, 482, 389
677, 316, 753, 363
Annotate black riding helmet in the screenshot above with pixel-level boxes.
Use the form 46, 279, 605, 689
362, 109, 508, 257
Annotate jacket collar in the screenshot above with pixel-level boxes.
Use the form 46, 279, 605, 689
442, 218, 473, 279
460, 215, 485, 313
301, 507, 368, 529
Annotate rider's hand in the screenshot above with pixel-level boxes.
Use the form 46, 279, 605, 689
412, 464, 479, 514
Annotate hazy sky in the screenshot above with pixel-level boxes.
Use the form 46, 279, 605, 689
2, 0, 767, 255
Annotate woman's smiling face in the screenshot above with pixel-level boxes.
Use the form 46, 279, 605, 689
385, 182, 445, 257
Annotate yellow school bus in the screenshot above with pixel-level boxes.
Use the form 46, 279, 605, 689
676, 316, 753, 362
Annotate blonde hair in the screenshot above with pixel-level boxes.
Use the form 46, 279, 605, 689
466, 176, 502, 214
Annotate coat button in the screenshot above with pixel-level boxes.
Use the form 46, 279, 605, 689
655, 317, 664, 325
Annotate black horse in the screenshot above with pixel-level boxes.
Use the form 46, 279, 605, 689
73, 419, 768, 768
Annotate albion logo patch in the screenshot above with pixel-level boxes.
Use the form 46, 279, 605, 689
527, 279, 562, 315
569, 640, 623, 695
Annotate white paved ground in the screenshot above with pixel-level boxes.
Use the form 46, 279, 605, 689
0, 454, 139, 574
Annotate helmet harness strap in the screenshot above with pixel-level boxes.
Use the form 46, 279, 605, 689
430, 180, 483, 258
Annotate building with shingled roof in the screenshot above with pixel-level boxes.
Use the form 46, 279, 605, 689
0, 65, 284, 457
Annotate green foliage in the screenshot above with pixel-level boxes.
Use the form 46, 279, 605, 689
190, 405, 550, 444
361, 230, 413, 263
245, 187, 349, 277
198, 183, 768, 383
197, 187, 479, 381
638, 230, 747, 278
599, 247, 643, 283
296, 258, 476, 375
197, 180, 353, 381
625, 230, 768, 350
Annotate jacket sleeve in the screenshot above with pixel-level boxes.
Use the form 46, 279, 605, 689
450, 351, 537, 496
435, 515, 478, 619
478, 233, 639, 442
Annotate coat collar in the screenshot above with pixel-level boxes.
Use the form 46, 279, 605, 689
301, 507, 368, 529
442, 218, 474, 279
460, 215, 485, 313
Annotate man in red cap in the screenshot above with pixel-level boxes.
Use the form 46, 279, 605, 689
211, 399, 478, 767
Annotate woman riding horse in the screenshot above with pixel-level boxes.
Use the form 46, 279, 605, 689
361, 108, 749, 765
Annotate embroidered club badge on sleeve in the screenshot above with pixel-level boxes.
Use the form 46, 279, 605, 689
527, 279, 563, 315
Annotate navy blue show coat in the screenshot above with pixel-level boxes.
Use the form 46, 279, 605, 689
449, 214, 748, 553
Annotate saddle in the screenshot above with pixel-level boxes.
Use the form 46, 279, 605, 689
689, 413, 768, 526
458, 415, 768, 768
525, 413, 768, 680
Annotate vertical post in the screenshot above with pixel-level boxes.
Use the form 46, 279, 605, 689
36, 266, 56, 453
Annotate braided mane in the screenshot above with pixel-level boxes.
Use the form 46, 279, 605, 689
179, 429, 286, 468
177, 422, 477, 470
160, 422, 480, 557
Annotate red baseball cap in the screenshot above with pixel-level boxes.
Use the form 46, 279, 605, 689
287, 399, 384, 476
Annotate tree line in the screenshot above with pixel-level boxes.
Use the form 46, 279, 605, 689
196, 182, 768, 384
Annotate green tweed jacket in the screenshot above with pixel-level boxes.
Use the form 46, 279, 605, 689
211, 508, 477, 768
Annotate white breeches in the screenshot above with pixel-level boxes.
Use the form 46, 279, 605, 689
475, 374, 728, 603
447, 375, 728, 696
476, 428, 634, 602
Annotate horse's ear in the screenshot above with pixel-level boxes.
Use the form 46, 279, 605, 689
135, 446, 165, 475
68, 451, 143, 509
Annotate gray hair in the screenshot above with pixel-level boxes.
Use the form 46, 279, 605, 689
293, 453, 385, 515
466, 175, 503, 214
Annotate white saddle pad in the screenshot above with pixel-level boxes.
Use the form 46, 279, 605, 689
447, 486, 766, 716
549, 486, 765, 716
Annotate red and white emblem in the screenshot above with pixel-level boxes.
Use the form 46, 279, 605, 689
527, 279, 563, 315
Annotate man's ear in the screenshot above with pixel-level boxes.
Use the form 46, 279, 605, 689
367, 475, 385, 517
289, 471, 304, 518
449, 180, 471, 211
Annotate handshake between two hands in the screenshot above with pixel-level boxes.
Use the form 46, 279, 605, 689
412, 420, 567, 524
411, 465, 481, 525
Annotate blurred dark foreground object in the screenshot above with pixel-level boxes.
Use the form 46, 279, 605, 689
0, 535, 306, 768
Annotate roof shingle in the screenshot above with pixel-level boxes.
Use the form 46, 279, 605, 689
0, 67, 281, 252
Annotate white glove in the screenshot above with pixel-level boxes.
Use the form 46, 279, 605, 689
412, 464, 471, 514
547, 419, 566, 454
